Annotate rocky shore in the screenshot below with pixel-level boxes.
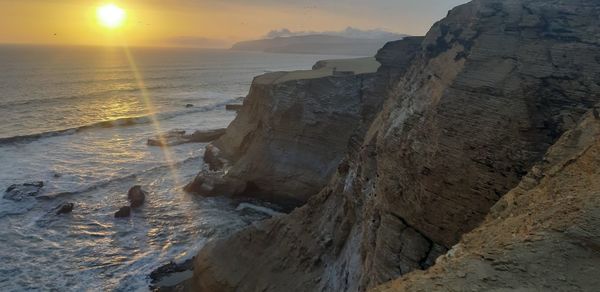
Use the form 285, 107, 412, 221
178, 0, 600, 291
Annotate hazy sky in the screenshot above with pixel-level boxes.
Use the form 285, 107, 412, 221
0, 0, 469, 47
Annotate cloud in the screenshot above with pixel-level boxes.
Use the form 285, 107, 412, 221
264, 27, 407, 40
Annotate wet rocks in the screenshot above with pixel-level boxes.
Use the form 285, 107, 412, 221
185, 129, 226, 143
3, 181, 44, 201
184, 172, 246, 197
225, 104, 243, 112
114, 185, 148, 218
114, 206, 131, 218
150, 258, 195, 284
147, 130, 186, 147
128, 185, 146, 208
203, 145, 226, 171
55, 202, 74, 215
147, 129, 226, 147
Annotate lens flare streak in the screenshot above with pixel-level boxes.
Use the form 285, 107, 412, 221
121, 47, 182, 188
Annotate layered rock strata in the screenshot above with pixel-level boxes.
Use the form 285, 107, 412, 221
191, 0, 600, 291
375, 108, 600, 291
186, 49, 421, 205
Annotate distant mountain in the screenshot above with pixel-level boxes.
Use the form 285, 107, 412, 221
231, 29, 408, 56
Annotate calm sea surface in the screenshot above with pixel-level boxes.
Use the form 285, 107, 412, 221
0, 45, 350, 291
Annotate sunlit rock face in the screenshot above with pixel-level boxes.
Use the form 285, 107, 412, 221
191, 0, 600, 291
374, 108, 600, 291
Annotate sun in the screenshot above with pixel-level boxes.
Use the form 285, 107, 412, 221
97, 4, 126, 29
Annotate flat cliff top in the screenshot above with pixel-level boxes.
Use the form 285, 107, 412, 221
254, 57, 380, 85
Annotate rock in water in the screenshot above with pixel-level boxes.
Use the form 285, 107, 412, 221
147, 129, 226, 147
127, 185, 146, 208
185, 104, 194, 108
225, 104, 243, 112
55, 203, 74, 215
147, 130, 186, 147
3, 181, 44, 201
114, 206, 131, 218
185, 129, 226, 143
149, 258, 195, 284
184, 172, 246, 197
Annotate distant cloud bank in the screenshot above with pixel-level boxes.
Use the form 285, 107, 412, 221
265, 27, 407, 40
163, 27, 407, 48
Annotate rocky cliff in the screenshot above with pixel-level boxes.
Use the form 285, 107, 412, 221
186, 40, 422, 206
374, 108, 600, 291
190, 0, 600, 291
185, 57, 380, 205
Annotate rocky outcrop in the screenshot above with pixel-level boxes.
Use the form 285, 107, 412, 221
147, 129, 225, 147
3, 181, 44, 201
186, 56, 388, 205
375, 108, 600, 291
190, 0, 600, 291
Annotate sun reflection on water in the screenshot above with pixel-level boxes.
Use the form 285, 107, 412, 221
120, 46, 182, 188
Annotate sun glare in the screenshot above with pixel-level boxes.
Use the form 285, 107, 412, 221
97, 4, 126, 29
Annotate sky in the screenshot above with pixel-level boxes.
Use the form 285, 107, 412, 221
0, 0, 469, 47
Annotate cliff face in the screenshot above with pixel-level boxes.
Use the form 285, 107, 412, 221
187, 40, 422, 205
375, 108, 600, 291
185, 58, 380, 205
191, 0, 600, 291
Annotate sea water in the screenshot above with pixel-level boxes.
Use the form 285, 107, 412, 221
0, 45, 349, 291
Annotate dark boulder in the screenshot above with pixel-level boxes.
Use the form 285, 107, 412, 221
56, 203, 74, 215
114, 206, 131, 218
4, 181, 44, 201
185, 104, 194, 108
128, 185, 146, 208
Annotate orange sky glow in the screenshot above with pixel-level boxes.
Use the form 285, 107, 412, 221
0, 0, 468, 48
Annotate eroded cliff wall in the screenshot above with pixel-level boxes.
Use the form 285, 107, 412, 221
374, 108, 600, 291
191, 0, 600, 291
187, 40, 422, 205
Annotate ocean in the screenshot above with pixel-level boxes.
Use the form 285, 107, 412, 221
0, 45, 349, 291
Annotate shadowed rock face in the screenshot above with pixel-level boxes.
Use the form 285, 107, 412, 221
186, 52, 415, 205
191, 0, 600, 291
